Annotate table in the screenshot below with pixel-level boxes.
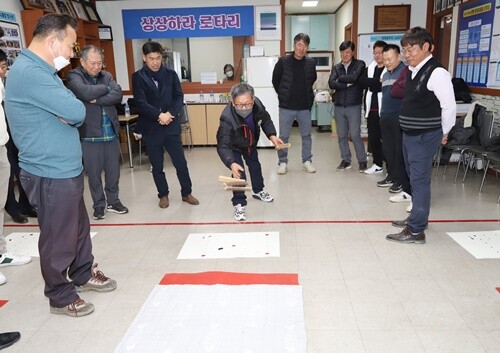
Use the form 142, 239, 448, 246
118, 114, 138, 168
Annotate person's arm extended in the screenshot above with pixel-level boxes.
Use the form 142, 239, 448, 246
427, 67, 457, 136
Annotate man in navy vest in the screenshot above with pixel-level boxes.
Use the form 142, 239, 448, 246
386, 27, 456, 244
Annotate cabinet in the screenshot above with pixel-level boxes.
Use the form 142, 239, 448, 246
290, 15, 330, 51
20, 9, 116, 80
314, 101, 334, 132
186, 103, 226, 145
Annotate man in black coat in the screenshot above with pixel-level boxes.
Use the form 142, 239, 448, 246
217, 83, 283, 221
132, 41, 198, 208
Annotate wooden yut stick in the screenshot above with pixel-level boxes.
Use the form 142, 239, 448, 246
224, 185, 252, 191
275, 142, 291, 150
218, 175, 246, 183
224, 181, 248, 187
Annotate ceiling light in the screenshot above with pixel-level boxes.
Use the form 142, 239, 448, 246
302, 1, 318, 7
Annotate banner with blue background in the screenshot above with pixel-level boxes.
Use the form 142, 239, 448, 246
122, 6, 254, 39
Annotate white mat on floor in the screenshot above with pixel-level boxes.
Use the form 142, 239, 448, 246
5, 232, 97, 258
114, 284, 306, 353
177, 231, 280, 259
447, 230, 500, 259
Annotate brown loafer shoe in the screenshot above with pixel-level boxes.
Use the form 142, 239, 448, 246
182, 194, 199, 205
159, 196, 169, 208
386, 227, 426, 244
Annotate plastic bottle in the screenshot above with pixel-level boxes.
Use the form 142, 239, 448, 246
199, 91, 204, 103
210, 91, 215, 103
124, 102, 130, 117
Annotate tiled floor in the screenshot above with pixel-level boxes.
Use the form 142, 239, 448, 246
1, 128, 499, 353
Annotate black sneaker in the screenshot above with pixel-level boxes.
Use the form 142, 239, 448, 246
336, 160, 352, 171
107, 202, 129, 214
358, 162, 367, 173
93, 207, 105, 220
377, 176, 393, 187
389, 184, 403, 193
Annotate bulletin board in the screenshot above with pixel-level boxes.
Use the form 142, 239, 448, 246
357, 33, 404, 65
0, 21, 23, 67
455, 0, 495, 87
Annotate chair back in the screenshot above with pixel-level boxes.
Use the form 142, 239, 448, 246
178, 104, 189, 125
469, 104, 487, 144
478, 110, 495, 147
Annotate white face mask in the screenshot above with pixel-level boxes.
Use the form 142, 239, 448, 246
225, 70, 234, 78
49, 39, 70, 71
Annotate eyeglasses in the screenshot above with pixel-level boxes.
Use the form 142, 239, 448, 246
402, 44, 419, 55
233, 102, 254, 109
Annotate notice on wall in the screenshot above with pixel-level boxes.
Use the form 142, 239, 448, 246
455, 0, 495, 87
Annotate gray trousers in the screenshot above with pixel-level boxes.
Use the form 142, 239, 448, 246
82, 140, 121, 209
334, 105, 367, 164
278, 108, 313, 164
20, 170, 94, 308
0, 145, 8, 253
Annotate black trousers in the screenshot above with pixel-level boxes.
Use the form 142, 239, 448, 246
5, 140, 32, 216
380, 118, 411, 194
367, 111, 384, 167
230, 148, 265, 207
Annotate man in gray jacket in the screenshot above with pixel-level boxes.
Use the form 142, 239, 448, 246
67, 45, 128, 220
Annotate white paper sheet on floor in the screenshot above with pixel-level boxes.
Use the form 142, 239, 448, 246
114, 284, 307, 353
447, 230, 500, 259
177, 231, 280, 259
5, 232, 97, 258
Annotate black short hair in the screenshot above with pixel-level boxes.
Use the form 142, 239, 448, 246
230, 83, 255, 101
383, 44, 400, 54
373, 40, 388, 50
223, 63, 234, 72
142, 41, 163, 55
400, 26, 433, 50
294, 33, 310, 46
339, 40, 355, 52
33, 13, 78, 40
0, 49, 6, 63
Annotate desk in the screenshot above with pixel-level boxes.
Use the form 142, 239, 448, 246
118, 114, 138, 168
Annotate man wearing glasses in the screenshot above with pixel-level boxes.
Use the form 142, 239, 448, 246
67, 45, 128, 220
217, 83, 283, 221
386, 27, 456, 244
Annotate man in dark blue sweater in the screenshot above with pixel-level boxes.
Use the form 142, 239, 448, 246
132, 41, 198, 209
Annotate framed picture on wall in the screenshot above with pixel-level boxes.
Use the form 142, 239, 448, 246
447, 0, 455, 8
20, 0, 45, 10
98, 26, 112, 40
84, 3, 102, 23
434, 0, 442, 14
374, 5, 411, 32
0, 21, 24, 67
39, 0, 57, 12
52, 0, 73, 16
254, 6, 281, 41
71, 1, 88, 21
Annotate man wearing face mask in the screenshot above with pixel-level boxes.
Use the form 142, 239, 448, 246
217, 83, 283, 221
5, 14, 117, 317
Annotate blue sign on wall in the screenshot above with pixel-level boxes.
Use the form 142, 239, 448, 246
122, 6, 254, 39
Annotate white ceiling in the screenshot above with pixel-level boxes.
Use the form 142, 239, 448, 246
284, 0, 344, 15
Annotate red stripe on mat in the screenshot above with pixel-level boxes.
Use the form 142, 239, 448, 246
160, 271, 299, 285
496, 287, 500, 294
0, 300, 8, 308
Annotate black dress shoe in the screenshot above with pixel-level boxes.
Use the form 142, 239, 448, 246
391, 217, 428, 229
21, 207, 37, 218
386, 227, 426, 244
11, 214, 28, 224
0, 331, 21, 350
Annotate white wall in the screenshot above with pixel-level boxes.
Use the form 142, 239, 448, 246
189, 37, 233, 82
96, 0, 280, 90
334, 0, 352, 63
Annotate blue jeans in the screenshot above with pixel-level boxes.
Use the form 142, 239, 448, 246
277, 108, 313, 164
402, 130, 442, 233
334, 105, 366, 164
143, 133, 192, 198
230, 148, 264, 207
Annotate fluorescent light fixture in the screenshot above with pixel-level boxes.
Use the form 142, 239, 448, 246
302, 1, 318, 7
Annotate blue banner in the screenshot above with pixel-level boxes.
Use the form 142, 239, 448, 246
122, 6, 254, 39
455, 0, 495, 87
0, 11, 16, 23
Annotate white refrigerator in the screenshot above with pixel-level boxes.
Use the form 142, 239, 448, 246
244, 56, 279, 147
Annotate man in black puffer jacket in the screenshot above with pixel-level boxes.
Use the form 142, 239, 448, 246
217, 83, 283, 221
